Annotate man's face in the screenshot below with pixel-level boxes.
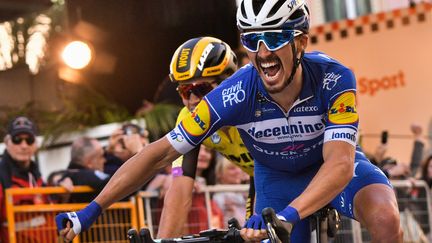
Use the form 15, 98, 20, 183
248, 42, 293, 94
242, 30, 307, 94
85, 140, 106, 171
177, 78, 217, 111
5, 133, 37, 167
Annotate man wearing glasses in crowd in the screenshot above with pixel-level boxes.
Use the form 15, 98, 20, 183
57, 0, 403, 242
0, 116, 51, 242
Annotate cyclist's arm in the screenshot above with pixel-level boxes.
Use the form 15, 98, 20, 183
95, 137, 181, 209
158, 147, 200, 238
158, 176, 194, 237
290, 140, 354, 219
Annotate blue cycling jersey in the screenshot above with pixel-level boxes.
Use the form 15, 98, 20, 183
168, 51, 361, 171
167, 51, 390, 242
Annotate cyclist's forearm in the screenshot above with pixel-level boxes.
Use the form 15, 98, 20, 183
290, 141, 354, 219
95, 138, 179, 209
158, 176, 194, 238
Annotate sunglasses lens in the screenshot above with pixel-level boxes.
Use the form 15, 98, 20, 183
240, 34, 261, 52
178, 82, 214, 99
26, 136, 35, 145
12, 135, 35, 145
241, 30, 296, 52
266, 31, 295, 50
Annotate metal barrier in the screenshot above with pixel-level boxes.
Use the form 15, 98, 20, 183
135, 184, 249, 237
5, 186, 139, 243
133, 180, 432, 242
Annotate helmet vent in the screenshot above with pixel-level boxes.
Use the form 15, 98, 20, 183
240, 1, 247, 18
263, 18, 283, 26
289, 8, 304, 21
268, 0, 285, 19
215, 49, 227, 66
239, 20, 251, 27
252, 0, 266, 16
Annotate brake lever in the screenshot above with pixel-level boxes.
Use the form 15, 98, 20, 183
127, 228, 140, 243
139, 228, 156, 243
262, 207, 291, 243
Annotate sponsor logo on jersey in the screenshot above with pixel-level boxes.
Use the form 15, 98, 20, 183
323, 72, 342, 90
197, 43, 215, 71
255, 107, 276, 117
328, 92, 358, 124
330, 130, 357, 143
252, 139, 323, 159
210, 133, 221, 144
169, 130, 184, 142
244, 116, 325, 142
222, 81, 245, 107
255, 110, 262, 117
181, 101, 211, 136
293, 106, 318, 113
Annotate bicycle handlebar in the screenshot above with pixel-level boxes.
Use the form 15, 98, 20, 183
128, 211, 292, 243
128, 218, 244, 243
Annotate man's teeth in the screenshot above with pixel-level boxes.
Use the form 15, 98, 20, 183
260, 62, 278, 68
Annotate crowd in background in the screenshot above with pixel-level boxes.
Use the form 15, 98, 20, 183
0, 50, 431, 241
1, 115, 432, 241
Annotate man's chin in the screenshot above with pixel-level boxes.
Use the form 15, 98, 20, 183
264, 82, 286, 94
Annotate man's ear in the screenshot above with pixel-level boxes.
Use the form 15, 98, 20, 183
300, 34, 309, 52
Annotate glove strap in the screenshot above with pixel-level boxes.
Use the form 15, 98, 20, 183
67, 212, 82, 234
276, 206, 300, 224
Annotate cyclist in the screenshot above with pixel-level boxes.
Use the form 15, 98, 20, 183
158, 36, 255, 237
56, 1, 403, 242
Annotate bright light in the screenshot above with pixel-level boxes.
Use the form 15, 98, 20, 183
61, 41, 92, 69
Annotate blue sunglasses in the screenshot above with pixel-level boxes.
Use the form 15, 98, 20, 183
240, 29, 303, 52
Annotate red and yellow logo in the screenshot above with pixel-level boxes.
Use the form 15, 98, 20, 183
328, 92, 358, 124
182, 101, 211, 136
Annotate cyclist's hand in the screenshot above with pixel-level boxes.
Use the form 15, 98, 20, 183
240, 214, 267, 242
57, 219, 76, 242
55, 201, 102, 242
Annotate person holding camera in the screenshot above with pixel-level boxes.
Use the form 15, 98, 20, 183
104, 123, 149, 176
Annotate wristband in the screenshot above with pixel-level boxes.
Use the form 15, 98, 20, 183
78, 201, 102, 231
276, 206, 300, 224
56, 201, 102, 234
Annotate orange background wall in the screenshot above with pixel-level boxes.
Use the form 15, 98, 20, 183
309, 4, 432, 164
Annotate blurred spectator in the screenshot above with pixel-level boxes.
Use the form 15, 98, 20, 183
410, 123, 425, 177
420, 155, 432, 188
0, 116, 52, 242
213, 157, 248, 227
368, 124, 426, 180
104, 123, 149, 176
49, 136, 109, 203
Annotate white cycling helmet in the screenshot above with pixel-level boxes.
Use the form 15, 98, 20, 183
237, 0, 310, 32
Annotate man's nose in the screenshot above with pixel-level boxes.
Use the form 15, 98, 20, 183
257, 42, 272, 57
188, 93, 201, 105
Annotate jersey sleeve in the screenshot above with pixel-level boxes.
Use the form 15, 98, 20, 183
166, 75, 249, 154
171, 107, 200, 178
323, 67, 359, 147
